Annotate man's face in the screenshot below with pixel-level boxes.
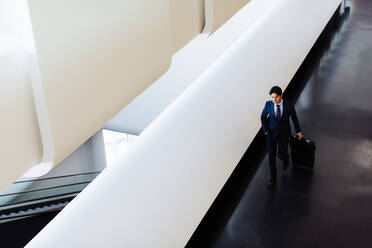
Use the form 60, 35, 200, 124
271, 93, 282, 104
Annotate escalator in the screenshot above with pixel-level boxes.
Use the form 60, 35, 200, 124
0, 172, 100, 247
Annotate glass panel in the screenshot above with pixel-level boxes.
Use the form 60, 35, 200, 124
103, 129, 137, 167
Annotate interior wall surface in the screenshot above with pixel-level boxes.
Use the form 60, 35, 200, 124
208, 0, 251, 33
105, 0, 278, 135
0, 1, 42, 191
26, 0, 341, 247
36, 130, 106, 179
170, 0, 205, 52
26, 0, 174, 166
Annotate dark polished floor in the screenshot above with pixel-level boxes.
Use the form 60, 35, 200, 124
188, 1, 372, 247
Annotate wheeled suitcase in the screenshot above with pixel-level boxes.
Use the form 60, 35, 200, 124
289, 135, 316, 169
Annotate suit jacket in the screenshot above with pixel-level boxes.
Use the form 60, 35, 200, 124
261, 99, 301, 140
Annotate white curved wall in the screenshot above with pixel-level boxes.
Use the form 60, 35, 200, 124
105, 0, 279, 135
27, 0, 341, 247
0, 1, 42, 191
27, 0, 174, 166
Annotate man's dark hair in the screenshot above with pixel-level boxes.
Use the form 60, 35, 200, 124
269, 86, 282, 96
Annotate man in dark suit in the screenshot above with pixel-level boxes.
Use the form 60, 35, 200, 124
261, 86, 303, 189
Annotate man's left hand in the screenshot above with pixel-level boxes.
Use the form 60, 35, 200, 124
297, 133, 304, 140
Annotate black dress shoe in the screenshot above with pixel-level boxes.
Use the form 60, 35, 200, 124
282, 161, 289, 170
267, 179, 276, 189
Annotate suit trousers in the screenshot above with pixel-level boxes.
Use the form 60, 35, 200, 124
266, 134, 289, 180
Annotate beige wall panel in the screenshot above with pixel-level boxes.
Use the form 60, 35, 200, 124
0, 53, 42, 190
27, 0, 173, 165
0, 1, 42, 190
212, 0, 251, 33
170, 0, 205, 52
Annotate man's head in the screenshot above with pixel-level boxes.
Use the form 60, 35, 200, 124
269, 86, 283, 104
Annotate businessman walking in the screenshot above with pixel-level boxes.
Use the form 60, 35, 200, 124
261, 86, 303, 189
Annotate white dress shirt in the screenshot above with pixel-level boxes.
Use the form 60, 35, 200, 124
273, 100, 283, 118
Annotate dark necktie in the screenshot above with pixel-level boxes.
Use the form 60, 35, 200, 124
276, 105, 281, 120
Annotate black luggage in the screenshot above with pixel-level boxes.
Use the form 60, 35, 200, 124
289, 135, 316, 169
